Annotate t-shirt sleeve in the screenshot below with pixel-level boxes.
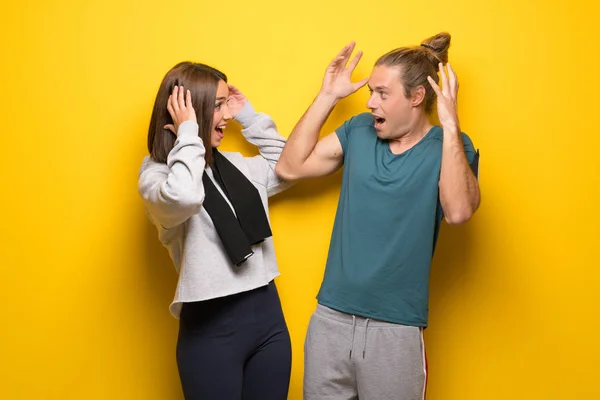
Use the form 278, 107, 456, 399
335, 113, 373, 157
462, 133, 479, 179
335, 117, 353, 155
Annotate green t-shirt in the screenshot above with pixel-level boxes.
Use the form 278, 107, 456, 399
316, 113, 477, 327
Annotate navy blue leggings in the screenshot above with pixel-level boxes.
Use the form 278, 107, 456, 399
176, 281, 291, 400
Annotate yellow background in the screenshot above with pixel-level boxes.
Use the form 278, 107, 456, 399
1, 0, 599, 398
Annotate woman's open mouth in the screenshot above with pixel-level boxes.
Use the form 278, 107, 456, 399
215, 124, 226, 138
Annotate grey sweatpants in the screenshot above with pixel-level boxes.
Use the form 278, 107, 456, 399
304, 304, 427, 400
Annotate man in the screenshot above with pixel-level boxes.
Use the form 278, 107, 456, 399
276, 32, 480, 399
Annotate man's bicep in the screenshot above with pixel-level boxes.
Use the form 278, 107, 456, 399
302, 132, 344, 178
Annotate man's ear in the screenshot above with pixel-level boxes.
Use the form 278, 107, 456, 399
411, 85, 426, 108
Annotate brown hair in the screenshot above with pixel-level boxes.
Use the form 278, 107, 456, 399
147, 62, 227, 166
375, 32, 451, 114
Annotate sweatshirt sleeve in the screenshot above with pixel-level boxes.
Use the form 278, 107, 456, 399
138, 121, 207, 229
234, 102, 291, 197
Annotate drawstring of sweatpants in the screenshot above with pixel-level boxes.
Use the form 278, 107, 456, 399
349, 316, 371, 359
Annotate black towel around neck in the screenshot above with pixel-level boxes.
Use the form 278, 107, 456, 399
201, 149, 272, 266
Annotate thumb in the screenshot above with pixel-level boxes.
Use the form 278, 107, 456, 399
352, 78, 369, 92
164, 124, 176, 135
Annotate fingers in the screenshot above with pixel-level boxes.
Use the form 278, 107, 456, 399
186, 89, 192, 108
171, 86, 180, 113
227, 84, 245, 102
334, 41, 355, 60
178, 85, 185, 108
228, 84, 240, 95
347, 50, 363, 73
328, 42, 356, 70
447, 62, 458, 99
343, 42, 356, 61
427, 76, 442, 97
438, 63, 449, 96
167, 86, 193, 124
328, 54, 346, 71
167, 95, 175, 118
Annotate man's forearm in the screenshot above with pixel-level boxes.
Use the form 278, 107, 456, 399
439, 126, 480, 224
277, 93, 339, 172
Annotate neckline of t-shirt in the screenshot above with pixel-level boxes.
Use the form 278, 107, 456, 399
385, 125, 441, 156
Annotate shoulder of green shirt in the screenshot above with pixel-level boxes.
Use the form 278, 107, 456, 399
349, 112, 374, 128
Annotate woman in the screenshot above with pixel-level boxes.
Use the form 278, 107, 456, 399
138, 62, 291, 400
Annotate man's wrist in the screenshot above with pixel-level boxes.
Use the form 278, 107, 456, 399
442, 123, 460, 136
315, 92, 340, 108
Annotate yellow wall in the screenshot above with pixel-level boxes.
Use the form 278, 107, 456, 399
1, 0, 598, 398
